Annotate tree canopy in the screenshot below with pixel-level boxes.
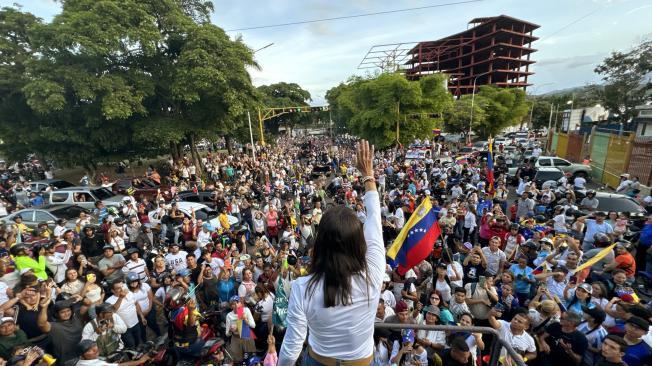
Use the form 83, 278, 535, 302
0, 0, 258, 173
594, 39, 651, 122
443, 86, 529, 138
327, 73, 453, 149
257, 82, 312, 135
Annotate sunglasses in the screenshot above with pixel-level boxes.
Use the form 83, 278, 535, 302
430, 296, 440, 300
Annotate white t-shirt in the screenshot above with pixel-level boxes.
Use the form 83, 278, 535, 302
497, 320, 536, 358
131, 283, 152, 313
574, 176, 587, 189
75, 360, 118, 366
553, 214, 567, 233
0, 282, 9, 306
106, 291, 140, 328
447, 261, 464, 289
165, 251, 188, 272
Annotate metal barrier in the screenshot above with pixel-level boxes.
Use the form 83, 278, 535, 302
374, 323, 527, 366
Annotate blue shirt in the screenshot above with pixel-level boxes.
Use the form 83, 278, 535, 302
624, 340, 652, 366
509, 264, 534, 294
217, 278, 236, 303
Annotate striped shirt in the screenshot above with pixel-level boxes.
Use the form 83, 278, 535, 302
122, 258, 148, 281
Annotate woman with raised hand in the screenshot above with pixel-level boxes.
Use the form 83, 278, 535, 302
279, 139, 385, 366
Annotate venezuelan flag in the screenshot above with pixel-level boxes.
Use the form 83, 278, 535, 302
532, 262, 548, 275
486, 140, 495, 195
387, 197, 441, 275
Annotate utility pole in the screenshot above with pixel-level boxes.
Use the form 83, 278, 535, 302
396, 101, 400, 144
247, 110, 256, 162
547, 103, 554, 132
258, 108, 265, 145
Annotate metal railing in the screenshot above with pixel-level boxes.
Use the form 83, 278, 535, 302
374, 323, 526, 366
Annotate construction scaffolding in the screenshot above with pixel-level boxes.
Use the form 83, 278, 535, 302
359, 15, 539, 97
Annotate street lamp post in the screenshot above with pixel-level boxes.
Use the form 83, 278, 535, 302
247, 111, 256, 162
565, 99, 574, 132
246, 43, 274, 160
468, 76, 480, 145
526, 82, 555, 129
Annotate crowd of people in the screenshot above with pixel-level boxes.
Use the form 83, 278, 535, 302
0, 134, 650, 366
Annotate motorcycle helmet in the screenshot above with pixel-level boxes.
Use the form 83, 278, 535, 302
509, 223, 520, 231
586, 190, 596, 197
534, 214, 547, 224
114, 217, 127, 226
125, 272, 140, 283
165, 287, 186, 311
107, 206, 119, 216
593, 233, 611, 247
176, 268, 191, 278
540, 237, 554, 246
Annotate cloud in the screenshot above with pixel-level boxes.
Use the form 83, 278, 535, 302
308, 22, 333, 36
536, 53, 608, 69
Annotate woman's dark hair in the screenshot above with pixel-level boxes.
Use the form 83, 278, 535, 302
307, 205, 368, 307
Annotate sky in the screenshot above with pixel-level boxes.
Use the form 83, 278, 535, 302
3, 0, 651, 105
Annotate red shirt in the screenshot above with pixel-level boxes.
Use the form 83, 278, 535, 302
615, 253, 636, 277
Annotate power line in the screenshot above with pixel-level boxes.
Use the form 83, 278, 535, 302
539, 8, 601, 41
225, 0, 485, 32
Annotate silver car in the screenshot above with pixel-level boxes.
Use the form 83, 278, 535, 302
42, 186, 125, 210
0, 204, 96, 231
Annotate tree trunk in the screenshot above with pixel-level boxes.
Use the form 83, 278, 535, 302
188, 133, 203, 177
225, 135, 234, 155
170, 141, 179, 163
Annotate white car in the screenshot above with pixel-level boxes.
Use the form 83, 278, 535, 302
148, 201, 238, 230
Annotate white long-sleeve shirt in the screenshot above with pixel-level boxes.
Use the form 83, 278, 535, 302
225, 307, 256, 337
278, 190, 385, 365
45, 250, 73, 284
81, 313, 128, 344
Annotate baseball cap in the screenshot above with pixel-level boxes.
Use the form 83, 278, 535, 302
395, 300, 408, 313
0, 317, 14, 325
424, 305, 440, 317
626, 316, 650, 330
402, 329, 415, 344
102, 244, 114, 251
78, 339, 96, 355
578, 283, 593, 294
383, 273, 391, 282
582, 306, 606, 323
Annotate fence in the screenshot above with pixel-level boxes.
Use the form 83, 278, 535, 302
374, 323, 526, 366
547, 128, 651, 188
546, 132, 588, 163
628, 137, 652, 186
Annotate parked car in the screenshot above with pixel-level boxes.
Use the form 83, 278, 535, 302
43, 186, 124, 210
533, 167, 565, 189
534, 156, 591, 179
574, 192, 648, 219
310, 164, 331, 178
0, 205, 96, 231
148, 202, 238, 230
29, 179, 75, 192
112, 178, 173, 201
175, 190, 218, 209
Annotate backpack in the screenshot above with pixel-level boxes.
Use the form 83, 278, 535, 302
90, 319, 121, 356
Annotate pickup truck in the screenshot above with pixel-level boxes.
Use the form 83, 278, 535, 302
535, 156, 591, 179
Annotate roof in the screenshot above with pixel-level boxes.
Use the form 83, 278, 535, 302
536, 167, 564, 172
55, 186, 106, 191
408, 15, 540, 54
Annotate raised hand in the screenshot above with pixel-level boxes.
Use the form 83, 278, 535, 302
355, 139, 374, 177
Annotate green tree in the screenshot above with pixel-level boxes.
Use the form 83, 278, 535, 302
594, 39, 651, 122
0, 1, 258, 176
443, 86, 528, 138
328, 73, 452, 149
529, 99, 554, 129
257, 82, 311, 136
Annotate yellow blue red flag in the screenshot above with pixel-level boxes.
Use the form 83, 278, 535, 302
387, 197, 441, 275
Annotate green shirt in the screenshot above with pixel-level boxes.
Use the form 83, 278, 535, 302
14, 255, 48, 280
0, 328, 28, 360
